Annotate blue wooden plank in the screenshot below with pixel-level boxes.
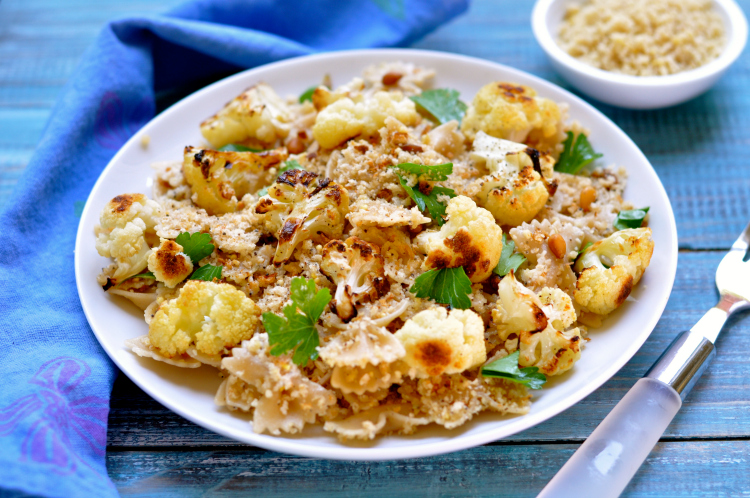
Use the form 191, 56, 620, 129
106, 440, 750, 497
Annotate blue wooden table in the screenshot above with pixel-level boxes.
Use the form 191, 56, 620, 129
3, 0, 750, 495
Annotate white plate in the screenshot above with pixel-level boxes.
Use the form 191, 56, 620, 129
75, 49, 678, 461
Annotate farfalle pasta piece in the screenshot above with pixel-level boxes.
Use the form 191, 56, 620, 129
323, 402, 430, 441
398, 374, 530, 429
320, 318, 407, 395
318, 318, 405, 368
124, 335, 201, 368
219, 334, 336, 435
510, 218, 585, 294
330, 362, 407, 396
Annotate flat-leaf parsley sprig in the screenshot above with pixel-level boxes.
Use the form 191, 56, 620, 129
390, 162, 457, 225
481, 350, 547, 389
175, 232, 215, 263
410, 267, 473, 310
493, 233, 527, 277
410, 89, 468, 125
554, 131, 602, 175
614, 207, 650, 230
262, 277, 332, 366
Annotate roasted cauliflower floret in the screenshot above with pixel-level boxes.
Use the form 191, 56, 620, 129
95, 193, 161, 284
148, 280, 261, 358
573, 227, 654, 315
416, 195, 503, 283
460, 82, 563, 154
469, 132, 555, 226
147, 239, 193, 288
492, 272, 581, 376
320, 237, 388, 322
312, 91, 420, 149
395, 307, 486, 378
183, 146, 287, 215
200, 83, 293, 148
254, 169, 349, 264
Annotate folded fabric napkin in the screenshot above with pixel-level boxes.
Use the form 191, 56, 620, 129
0, 0, 467, 495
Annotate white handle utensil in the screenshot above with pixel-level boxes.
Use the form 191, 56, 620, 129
538, 222, 750, 498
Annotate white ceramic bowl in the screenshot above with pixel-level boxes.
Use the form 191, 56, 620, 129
75, 49, 678, 460
532, 0, 748, 109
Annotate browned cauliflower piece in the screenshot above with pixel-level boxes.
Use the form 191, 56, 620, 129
147, 239, 193, 288
468, 132, 556, 226
491, 272, 581, 376
320, 237, 388, 322
573, 227, 654, 315
95, 193, 161, 285
182, 146, 287, 215
416, 195, 503, 283
460, 82, 564, 154
394, 307, 487, 378
254, 169, 349, 264
312, 91, 420, 149
148, 280, 261, 358
200, 83, 293, 148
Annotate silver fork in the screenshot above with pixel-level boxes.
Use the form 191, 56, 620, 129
538, 222, 750, 498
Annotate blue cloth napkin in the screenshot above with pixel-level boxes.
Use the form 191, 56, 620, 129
0, 1, 467, 495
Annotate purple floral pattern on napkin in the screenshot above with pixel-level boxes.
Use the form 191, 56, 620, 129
0, 357, 109, 475
94, 91, 152, 150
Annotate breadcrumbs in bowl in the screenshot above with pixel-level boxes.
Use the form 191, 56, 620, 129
558, 0, 726, 76
532, 0, 748, 108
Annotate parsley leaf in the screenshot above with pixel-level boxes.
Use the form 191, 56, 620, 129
218, 144, 262, 153
481, 351, 547, 389
299, 85, 318, 103
175, 232, 215, 263
189, 264, 222, 281
396, 177, 456, 225
410, 267, 473, 309
579, 241, 593, 255
130, 271, 155, 279
555, 131, 603, 174
263, 277, 332, 366
391, 162, 453, 181
614, 207, 650, 231
410, 89, 467, 125
257, 159, 303, 197
493, 233, 527, 277
391, 163, 457, 225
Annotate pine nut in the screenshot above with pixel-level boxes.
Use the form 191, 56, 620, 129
548, 233, 566, 259
580, 187, 597, 212
382, 72, 403, 85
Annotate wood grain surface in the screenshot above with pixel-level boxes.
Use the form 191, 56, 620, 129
2, 0, 749, 496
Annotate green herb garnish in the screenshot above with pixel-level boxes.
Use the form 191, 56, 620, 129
578, 241, 593, 256
481, 351, 547, 389
410, 267, 473, 310
555, 131, 603, 174
218, 144, 262, 153
129, 271, 155, 279
257, 159, 304, 197
493, 233, 527, 277
299, 85, 318, 103
410, 89, 468, 125
175, 232, 215, 264
189, 264, 223, 281
262, 277, 332, 366
390, 162, 457, 225
614, 207, 650, 231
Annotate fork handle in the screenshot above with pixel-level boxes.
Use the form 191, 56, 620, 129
538, 331, 715, 498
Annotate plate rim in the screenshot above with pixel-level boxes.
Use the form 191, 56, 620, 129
75, 47, 678, 461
